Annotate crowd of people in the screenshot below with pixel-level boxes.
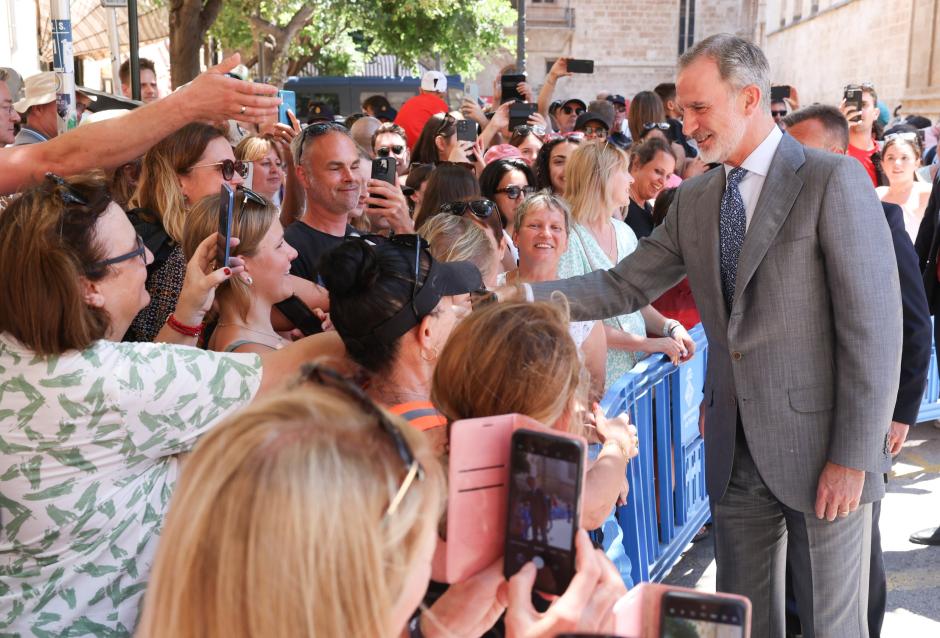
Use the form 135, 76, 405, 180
0, 30, 938, 638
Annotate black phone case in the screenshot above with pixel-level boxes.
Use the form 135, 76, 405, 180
275, 296, 323, 336
566, 59, 594, 74
371, 157, 397, 185
456, 119, 477, 142
501, 74, 527, 103
509, 103, 538, 131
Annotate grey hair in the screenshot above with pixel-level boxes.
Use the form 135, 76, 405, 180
290, 122, 351, 165
512, 190, 572, 236
678, 34, 771, 112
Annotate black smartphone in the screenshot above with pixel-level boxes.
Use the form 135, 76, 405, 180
770, 84, 791, 102
371, 156, 397, 185
218, 183, 235, 268
844, 85, 864, 122
275, 295, 324, 336
500, 73, 527, 104
660, 591, 747, 638
504, 428, 584, 596
456, 118, 477, 143
509, 102, 539, 131
566, 59, 595, 74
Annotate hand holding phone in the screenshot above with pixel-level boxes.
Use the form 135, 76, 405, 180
843, 85, 864, 123
612, 582, 752, 638
217, 184, 235, 268
501, 73, 528, 104
277, 90, 296, 126
456, 118, 478, 143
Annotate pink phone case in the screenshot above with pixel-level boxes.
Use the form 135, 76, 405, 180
613, 582, 752, 638
431, 414, 586, 584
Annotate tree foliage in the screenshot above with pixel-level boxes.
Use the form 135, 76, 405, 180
211, 0, 515, 84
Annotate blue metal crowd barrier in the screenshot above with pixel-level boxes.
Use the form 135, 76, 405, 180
600, 324, 710, 585
603, 323, 940, 585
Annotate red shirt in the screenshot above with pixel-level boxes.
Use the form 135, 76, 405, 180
394, 93, 449, 151
847, 143, 879, 188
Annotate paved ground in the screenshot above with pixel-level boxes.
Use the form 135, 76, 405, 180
662, 421, 940, 636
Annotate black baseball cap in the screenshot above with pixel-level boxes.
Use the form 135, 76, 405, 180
374, 103, 398, 122
606, 94, 626, 106
575, 111, 612, 131
561, 98, 587, 112
332, 235, 483, 349
307, 102, 336, 123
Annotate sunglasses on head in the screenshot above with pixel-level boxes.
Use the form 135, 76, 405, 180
297, 121, 348, 160
190, 158, 249, 181
495, 185, 536, 200
297, 363, 423, 518
642, 121, 671, 131
376, 145, 405, 157
439, 199, 498, 220
513, 124, 546, 138
238, 185, 267, 211
436, 113, 457, 137
884, 131, 920, 144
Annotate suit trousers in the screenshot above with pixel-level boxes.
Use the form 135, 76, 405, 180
713, 426, 872, 638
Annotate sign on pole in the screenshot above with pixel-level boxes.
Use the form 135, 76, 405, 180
50, 1, 77, 134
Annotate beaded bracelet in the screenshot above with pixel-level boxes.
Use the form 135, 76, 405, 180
166, 313, 204, 338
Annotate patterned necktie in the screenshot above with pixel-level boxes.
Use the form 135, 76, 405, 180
719, 167, 748, 309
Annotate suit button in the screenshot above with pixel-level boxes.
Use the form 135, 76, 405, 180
731, 351, 743, 361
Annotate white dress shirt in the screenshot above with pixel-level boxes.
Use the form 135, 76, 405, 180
724, 124, 783, 231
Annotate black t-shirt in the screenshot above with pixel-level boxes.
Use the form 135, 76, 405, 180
284, 221, 357, 284
625, 199, 655, 240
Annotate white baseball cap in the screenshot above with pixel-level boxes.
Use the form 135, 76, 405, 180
421, 71, 447, 94
14, 72, 57, 113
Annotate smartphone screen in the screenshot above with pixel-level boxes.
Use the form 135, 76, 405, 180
567, 59, 595, 74
218, 184, 235, 268
661, 591, 747, 638
278, 90, 296, 125
456, 119, 477, 143
504, 428, 583, 596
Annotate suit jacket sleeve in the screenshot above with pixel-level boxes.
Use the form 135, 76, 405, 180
883, 203, 932, 425
529, 188, 687, 320
819, 159, 903, 471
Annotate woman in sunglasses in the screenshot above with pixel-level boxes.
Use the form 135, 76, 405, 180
480, 158, 537, 267
877, 131, 932, 241
320, 235, 481, 453
125, 123, 246, 342
535, 135, 583, 194
0, 173, 346, 636
628, 91, 687, 178
509, 124, 546, 166
412, 162, 481, 230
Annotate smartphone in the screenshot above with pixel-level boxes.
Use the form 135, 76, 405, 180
509, 102, 539, 131
566, 59, 595, 74
504, 428, 585, 596
456, 118, 477, 143
844, 85, 864, 122
278, 89, 296, 126
500, 73, 527, 104
660, 591, 748, 638
770, 85, 791, 102
613, 582, 752, 638
275, 295, 324, 336
371, 156, 397, 185
218, 183, 235, 268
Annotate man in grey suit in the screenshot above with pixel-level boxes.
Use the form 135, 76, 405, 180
498, 35, 901, 638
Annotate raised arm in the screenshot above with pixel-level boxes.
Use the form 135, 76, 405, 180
537, 58, 571, 117
0, 54, 280, 195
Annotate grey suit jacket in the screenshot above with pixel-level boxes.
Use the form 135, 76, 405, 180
532, 133, 902, 513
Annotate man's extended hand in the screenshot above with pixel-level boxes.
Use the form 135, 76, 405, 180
180, 54, 280, 125
814, 461, 865, 522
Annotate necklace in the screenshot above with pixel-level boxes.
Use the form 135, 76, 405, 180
216, 322, 286, 349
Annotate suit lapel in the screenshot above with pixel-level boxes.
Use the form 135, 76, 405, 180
733, 135, 805, 308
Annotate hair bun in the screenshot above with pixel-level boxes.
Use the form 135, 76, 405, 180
319, 239, 381, 297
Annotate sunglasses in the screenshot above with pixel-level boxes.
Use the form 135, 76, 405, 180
91, 234, 147, 270
45, 172, 88, 206
376, 145, 405, 157
364, 233, 426, 316
513, 124, 546, 138
771, 110, 787, 117
562, 105, 585, 116
297, 122, 348, 160
439, 199, 498, 220
884, 131, 920, 144
495, 185, 536, 200
543, 131, 586, 143
297, 364, 423, 518
436, 113, 457, 137
642, 121, 671, 131
580, 126, 608, 138
190, 159, 249, 181
238, 185, 267, 212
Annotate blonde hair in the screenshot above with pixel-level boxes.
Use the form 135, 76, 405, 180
182, 191, 277, 322
137, 383, 445, 638
234, 135, 277, 163
563, 142, 629, 226
129, 122, 227, 243
431, 300, 587, 430
512, 190, 572, 235
419, 214, 497, 284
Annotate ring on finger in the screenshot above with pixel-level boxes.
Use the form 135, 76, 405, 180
240, 105, 247, 115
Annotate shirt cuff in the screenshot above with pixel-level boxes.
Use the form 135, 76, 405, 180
523, 283, 534, 302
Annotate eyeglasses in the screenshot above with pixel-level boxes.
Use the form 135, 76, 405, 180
561, 105, 585, 116
91, 234, 147, 269
439, 199, 498, 220
512, 124, 546, 138
190, 159, 248, 181
297, 363, 424, 518
297, 121, 349, 160
771, 110, 787, 117
376, 144, 405, 157
495, 185, 536, 200
580, 126, 608, 138
642, 121, 671, 131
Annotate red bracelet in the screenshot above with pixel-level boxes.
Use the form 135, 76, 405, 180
166, 314, 204, 338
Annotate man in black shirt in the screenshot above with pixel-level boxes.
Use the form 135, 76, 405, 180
286, 122, 361, 283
